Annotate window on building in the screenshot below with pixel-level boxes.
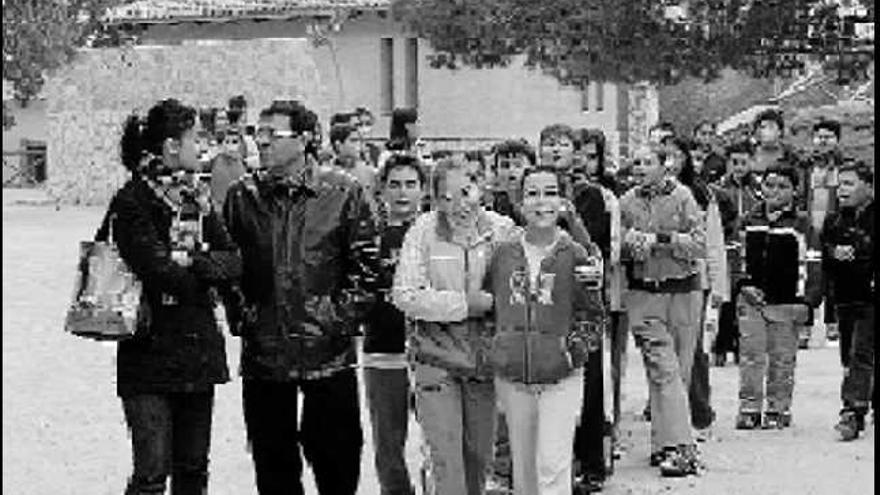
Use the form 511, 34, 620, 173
380, 37, 394, 114
580, 83, 590, 112
405, 38, 419, 109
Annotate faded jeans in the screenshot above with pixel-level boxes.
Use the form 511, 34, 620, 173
121, 390, 215, 495
364, 366, 415, 495
737, 297, 807, 413
839, 304, 875, 413
625, 290, 698, 451
413, 363, 496, 495
496, 373, 584, 495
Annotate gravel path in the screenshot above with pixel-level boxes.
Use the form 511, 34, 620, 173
3, 201, 873, 495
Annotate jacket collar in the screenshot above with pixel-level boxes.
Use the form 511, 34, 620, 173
513, 228, 576, 261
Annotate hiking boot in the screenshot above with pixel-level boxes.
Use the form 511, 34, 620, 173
835, 411, 862, 441
735, 411, 761, 430
642, 403, 652, 421
659, 444, 702, 477
573, 472, 605, 493
762, 411, 790, 429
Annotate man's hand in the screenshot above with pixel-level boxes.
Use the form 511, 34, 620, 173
171, 250, 192, 267
467, 290, 494, 317
740, 286, 765, 307
625, 230, 656, 261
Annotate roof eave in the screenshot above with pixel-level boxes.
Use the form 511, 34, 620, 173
105, 4, 388, 26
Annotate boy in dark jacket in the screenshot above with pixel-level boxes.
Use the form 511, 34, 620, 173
735, 166, 817, 430
362, 154, 425, 495
820, 161, 875, 440
223, 100, 380, 494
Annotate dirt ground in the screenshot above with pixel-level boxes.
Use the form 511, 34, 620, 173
3, 198, 874, 495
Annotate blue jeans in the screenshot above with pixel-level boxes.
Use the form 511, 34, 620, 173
364, 367, 415, 495
121, 390, 215, 495
840, 304, 875, 413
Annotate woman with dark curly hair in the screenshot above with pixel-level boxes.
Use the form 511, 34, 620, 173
110, 98, 242, 495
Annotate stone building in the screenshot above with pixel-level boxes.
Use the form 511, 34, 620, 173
6, 0, 659, 204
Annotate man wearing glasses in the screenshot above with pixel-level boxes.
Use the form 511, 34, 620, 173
222, 100, 380, 495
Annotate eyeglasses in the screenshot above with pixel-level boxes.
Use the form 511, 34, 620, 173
256, 128, 299, 141
585, 153, 599, 160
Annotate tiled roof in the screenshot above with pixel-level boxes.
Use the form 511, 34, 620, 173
105, 0, 389, 23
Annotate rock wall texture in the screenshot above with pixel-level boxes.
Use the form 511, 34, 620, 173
42, 38, 328, 205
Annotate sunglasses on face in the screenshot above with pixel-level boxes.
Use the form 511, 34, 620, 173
256, 128, 299, 141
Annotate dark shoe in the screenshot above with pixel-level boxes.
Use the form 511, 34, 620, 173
798, 336, 810, 349
735, 411, 761, 430
642, 403, 652, 421
573, 472, 605, 493
835, 411, 862, 441
659, 444, 702, 477
779, 411, 792, 428
713, 353, 727, 367
762, 411, 788, 429
649, 449, 667, 467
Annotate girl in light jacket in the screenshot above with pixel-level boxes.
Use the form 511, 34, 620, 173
392, 157, 515, 495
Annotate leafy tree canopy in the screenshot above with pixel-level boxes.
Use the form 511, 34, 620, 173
3, 0, 127, 103
391, 0, 874, 87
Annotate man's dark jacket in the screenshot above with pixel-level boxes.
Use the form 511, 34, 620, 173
222, 169, 380, 381
820, 201, 875, 306
107, 178, 242, 397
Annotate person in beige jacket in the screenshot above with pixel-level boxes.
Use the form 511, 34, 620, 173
392, 157, 515, 495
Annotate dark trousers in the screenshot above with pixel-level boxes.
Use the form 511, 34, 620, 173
689, 300, 715, 429
838, 314, 856, 367
242, 369, 363, 495
364, 367, 414, 495
574, 317, 612, 479
715, 300, 740, 357
839, 304, 875, 414
122, 390, 215, 495
610, 311, 627, 427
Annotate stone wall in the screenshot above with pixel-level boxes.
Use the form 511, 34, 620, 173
42, 38, 328, 205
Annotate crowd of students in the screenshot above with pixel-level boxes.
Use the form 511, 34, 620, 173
99, 96, 874, 495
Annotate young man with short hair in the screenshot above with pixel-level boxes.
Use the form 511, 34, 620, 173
485, 139, 535, 221
619, 147, 704, 477
735, 165, 818, 430
819, 161, 875, 440
363, 154, 427, 495
331, 123, 377, 209
692, 120, 726, 184
713, 141, 763, 366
